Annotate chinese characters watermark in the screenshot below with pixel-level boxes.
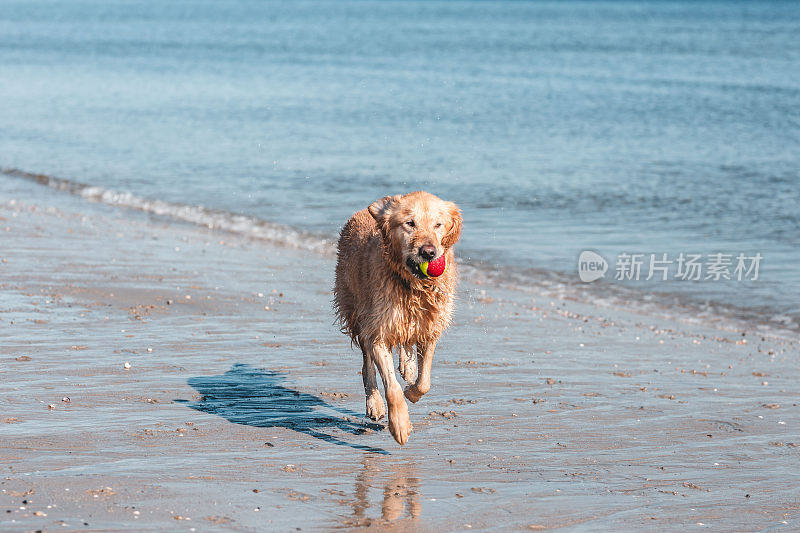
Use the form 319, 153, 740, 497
578, 251, 762, 283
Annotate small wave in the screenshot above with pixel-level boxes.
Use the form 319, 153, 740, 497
1, 167, 335, 255
463, 259, 800, 340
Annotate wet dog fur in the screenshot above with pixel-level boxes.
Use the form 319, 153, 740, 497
334, 191, 462, 444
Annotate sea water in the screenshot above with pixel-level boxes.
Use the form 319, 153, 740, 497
1, 0, 798, 334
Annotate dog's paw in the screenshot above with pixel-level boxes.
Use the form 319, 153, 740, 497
403, 383, 428, 404
387, 399, 412, 445
365, 390, 386, 421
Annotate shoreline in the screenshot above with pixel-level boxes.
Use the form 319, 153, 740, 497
1, 177, 799, 531
3, 167, 797, 342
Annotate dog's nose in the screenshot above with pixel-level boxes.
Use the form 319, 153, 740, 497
418, 245, 436, 261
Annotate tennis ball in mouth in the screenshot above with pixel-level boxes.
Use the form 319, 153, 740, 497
420, 254, 446, 278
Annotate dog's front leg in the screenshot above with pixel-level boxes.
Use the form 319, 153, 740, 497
404, 339, 437, 403
361, 341, 386, 421
369, 341, 412, 445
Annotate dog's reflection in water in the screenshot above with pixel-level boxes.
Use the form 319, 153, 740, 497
345, 455, 421, 526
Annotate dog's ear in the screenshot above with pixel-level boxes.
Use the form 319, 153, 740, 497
442, 202, 462, 248
368, 195, 401, 232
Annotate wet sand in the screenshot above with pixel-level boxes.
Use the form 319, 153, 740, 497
1, 178, 799, 532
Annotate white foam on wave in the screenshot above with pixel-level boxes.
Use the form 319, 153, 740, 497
2, 167, 335, 255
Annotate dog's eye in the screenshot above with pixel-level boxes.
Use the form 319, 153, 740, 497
434, 222, 442, 229
405, 220, 415, 228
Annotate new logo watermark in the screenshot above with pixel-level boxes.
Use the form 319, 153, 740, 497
577, 251, 608, 282
578, 251, 762, 283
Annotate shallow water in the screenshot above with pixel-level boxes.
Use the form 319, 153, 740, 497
2, 178, 798, 530
1, 0, 799, 332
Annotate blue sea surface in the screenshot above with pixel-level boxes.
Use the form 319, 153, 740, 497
1, 0, 798, 332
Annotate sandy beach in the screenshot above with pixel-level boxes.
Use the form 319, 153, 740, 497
2, 177, 799, 532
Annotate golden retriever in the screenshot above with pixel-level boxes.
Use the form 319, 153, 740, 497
334, 191, 462, 444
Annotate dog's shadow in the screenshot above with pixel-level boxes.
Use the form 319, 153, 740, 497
177, 363, 388, 455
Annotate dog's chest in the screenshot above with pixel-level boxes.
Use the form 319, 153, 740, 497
379, 290, 452, 346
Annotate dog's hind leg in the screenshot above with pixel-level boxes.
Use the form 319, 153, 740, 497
361, 337, 386, 421
397, 344, 417, 384
369, 341, 412, 445
404, 340, 437, 404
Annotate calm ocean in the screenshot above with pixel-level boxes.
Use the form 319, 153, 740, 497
1, 0, 798, 334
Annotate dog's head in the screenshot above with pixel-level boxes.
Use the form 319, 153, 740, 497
368, 191, 462, 278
